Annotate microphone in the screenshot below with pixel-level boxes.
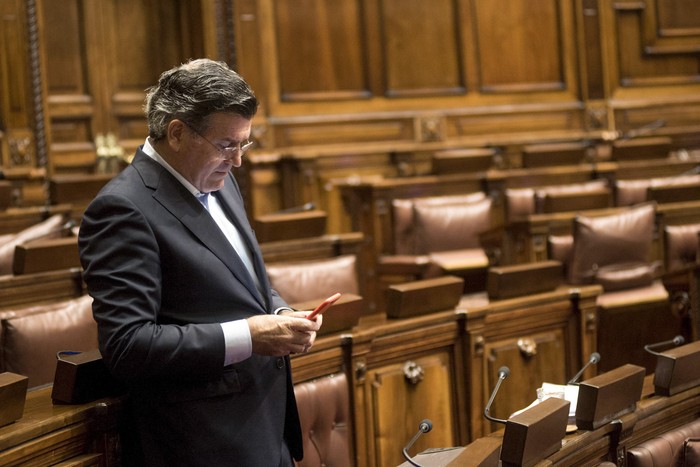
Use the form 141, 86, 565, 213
568, 352, 601, 385
402, 419, 433, 467
644, 335, 685, 356
618, 119, 666, 141
484, 366, 510, 425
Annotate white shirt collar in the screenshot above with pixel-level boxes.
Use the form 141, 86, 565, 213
142, 138, 208, 197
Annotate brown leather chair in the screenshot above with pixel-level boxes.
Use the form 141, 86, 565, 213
664, 223, 700, 274
505, 179, 611, 223
615, 174, 700, 207
627, 418, 700, 467
267, 254, 360, 304
566, 203, 683, 373
0, 294, 97, 388
294, 373, 351, 467
382, 192, 494, 295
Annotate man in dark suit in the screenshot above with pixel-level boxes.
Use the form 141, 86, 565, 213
78, 59, 321, 466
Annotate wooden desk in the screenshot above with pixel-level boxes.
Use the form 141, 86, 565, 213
0, 386, 122, 466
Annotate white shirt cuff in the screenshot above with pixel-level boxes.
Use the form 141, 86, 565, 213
220, 319, 252, 366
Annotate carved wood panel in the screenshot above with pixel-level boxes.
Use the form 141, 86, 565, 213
365, 352, 455, 467
37, 0, 208, 174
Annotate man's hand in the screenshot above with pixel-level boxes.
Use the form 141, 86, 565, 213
247, 311, 322, 356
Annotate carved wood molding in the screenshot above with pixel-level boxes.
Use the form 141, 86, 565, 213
24, 0, 44, 169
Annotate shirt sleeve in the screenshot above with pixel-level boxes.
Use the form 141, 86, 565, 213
220, 320, 252, 365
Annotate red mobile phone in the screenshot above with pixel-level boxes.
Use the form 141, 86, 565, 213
307, 292, 341, 320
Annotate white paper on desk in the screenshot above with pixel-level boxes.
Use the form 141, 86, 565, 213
510, 383, 579, 418
540, 382, 579, 417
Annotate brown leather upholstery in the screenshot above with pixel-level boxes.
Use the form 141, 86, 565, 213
568, 203, 656, 286
505, 180, 609, 222
627, 417, 700, 467
547, 234, 574, 272
684, 437, 700, 466
267, 254, 359, 304
413, 197, 491, 253
392, 192, 487, 255
0, 294, 97, 388
594, 261, 661, 292
615, 174, 700, 207
294, 374, 351, 467
664, 223, 700, 273
0, 214, 69, 275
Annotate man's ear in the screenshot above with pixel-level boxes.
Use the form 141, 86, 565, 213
166, 119, 187, 151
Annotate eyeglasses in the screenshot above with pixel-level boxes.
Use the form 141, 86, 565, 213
184, 121, 253, 159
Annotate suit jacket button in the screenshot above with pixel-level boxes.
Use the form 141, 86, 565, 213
276, 358, 285, 369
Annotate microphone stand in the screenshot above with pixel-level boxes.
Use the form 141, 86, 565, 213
402, 419, 433, 467
568, 352, 601, 385
644, 335, 685, 356
484, 366, 509, 425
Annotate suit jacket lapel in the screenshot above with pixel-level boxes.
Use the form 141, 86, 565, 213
132, 151, 265, 308
214, 178, 272, 308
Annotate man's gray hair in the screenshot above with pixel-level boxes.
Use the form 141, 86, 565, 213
144, 59, 258, 141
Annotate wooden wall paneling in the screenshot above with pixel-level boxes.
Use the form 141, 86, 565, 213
0, 0, 46, 206
0, 0, 36, 173
272, 0, 369, 102
38, 0, 100, 173
612, 2, 700, 88
599, 0, 700, 139
473, 0, 568, 94
577, 0, 606, 101
37, 0, 210, 175
380, 0, 465, 98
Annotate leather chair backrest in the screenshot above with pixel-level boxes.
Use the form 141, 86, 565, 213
664, 223, 700, 273
0, 294, 96, 388
505, 180, 608, 222
568, 203, 656, 288
615, 173, 700, 206
392, 192, 490, 255
294, 374, 351, 467
267, 254, 359, 304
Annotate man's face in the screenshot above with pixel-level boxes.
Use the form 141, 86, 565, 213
175, 112, 252, 193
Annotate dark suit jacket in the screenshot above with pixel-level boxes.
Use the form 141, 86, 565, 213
78, 148, 302, 466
